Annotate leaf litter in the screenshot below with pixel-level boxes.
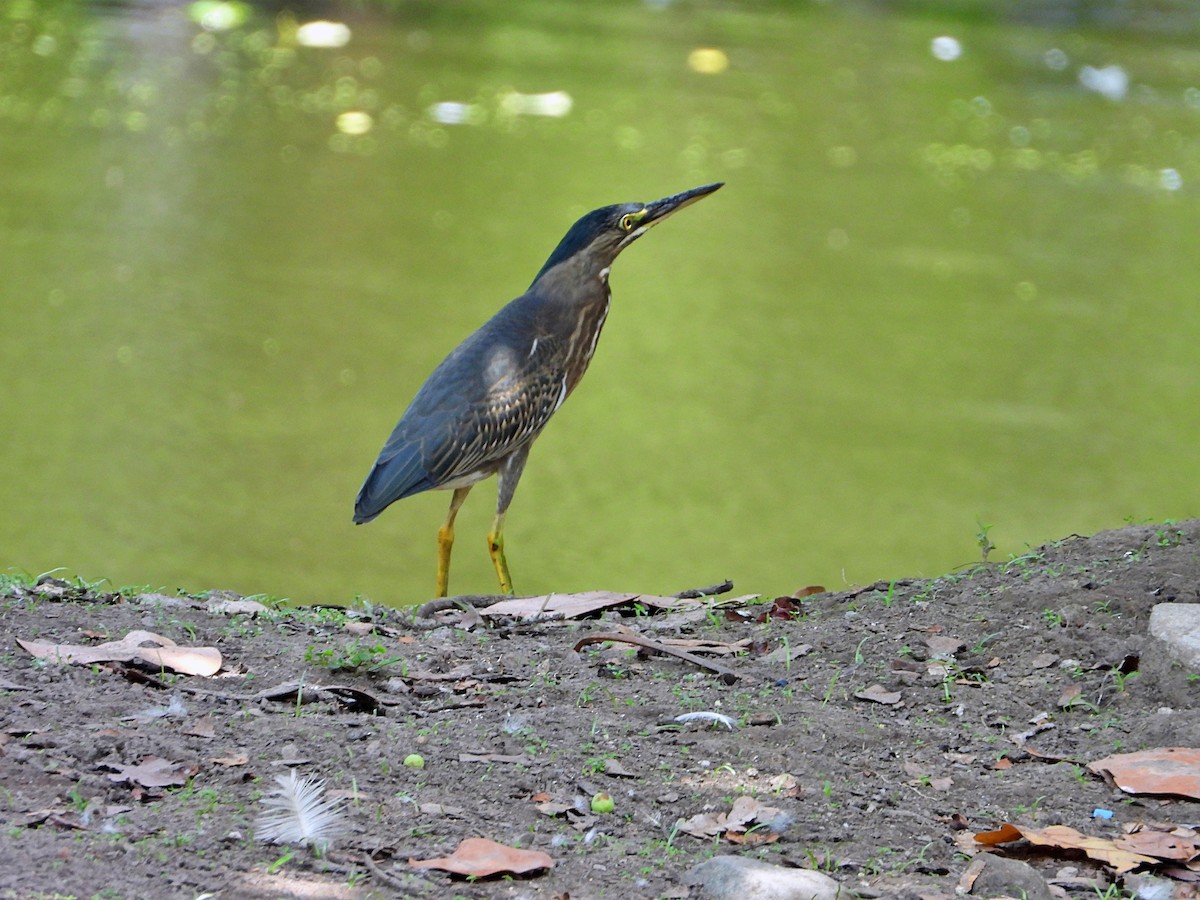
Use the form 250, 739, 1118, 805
1, 520, 1200, 898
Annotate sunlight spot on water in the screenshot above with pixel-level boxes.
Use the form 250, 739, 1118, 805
188, 1, 249, 33
296, 21, 351, 49
1079, 65, 1128, 102
688, 48, 729, 75
427, 102, 480, 125
1160, 168, 1182, 191
499, 90, 572, 118
1044, 48, 1069, 71
336, 111, 372, 135
930, 36, 961, 62
31, 34, 57, 57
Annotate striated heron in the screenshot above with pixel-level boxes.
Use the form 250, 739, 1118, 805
354, 182, 723, 597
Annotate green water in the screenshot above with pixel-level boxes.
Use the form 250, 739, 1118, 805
2, 1, 1198, 605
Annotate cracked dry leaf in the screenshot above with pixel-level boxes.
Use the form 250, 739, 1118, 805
1088, 748, 1200, 801
17, 630, 221, 677
410, 837, 553, 877
855, 684, 903, 705
976, 822, 1158, 873
103, 756, 189, 788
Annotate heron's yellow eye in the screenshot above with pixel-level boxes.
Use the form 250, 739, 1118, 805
619, 213, 636, 232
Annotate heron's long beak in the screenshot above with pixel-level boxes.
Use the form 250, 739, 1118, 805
642, 182, 724, 225
618, 182, 723, 249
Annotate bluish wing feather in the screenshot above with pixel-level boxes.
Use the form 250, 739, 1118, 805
353, 433, 435, 523
353, 291, 567, 523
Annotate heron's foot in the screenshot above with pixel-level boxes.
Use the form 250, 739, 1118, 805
487, 530, 515, 595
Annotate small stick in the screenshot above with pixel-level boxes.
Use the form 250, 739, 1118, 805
673, 579, 734, 600
574, 631, 739, 683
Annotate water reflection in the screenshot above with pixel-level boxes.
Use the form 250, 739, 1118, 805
1, 1, 1197, 606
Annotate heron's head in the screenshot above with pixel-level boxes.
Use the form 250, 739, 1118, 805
532, 182, 724, 286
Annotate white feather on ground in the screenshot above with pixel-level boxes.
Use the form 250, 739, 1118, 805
254, 770, 345, 851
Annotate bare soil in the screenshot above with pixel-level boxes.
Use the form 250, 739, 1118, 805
2, 519, 1199, 900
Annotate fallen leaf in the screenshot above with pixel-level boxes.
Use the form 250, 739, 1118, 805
1116, 829, 1200, 861
418, 803, 465, 818
1057, 684, 1084, 707
479, 591, 699, 621
182, 717, 216, 738
1088, 748, 1200, 801
1023, 824, 1159, 872
976, 822, 1159, 873
925, 636, 964, 659
410, 837, 553, 877
17, 631, 221, 677
677, 796, 782, 840
207, 597, 269, 616
102, 756, 189, 788
210, 753, 249, 767
974, 823, 1023, 845
459, 753, 529, 764
855, 684, 903, 705
603, 758, 635, 777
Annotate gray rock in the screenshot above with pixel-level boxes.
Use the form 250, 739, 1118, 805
965, 854, 1053, 900
684, 855, 843, 900
1149, 603, 1200, 670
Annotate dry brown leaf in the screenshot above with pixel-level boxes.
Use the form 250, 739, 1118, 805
1024, 824, 1159, 872
206, 598, 268, 616
978, 822, 1159, 873
678, 796, 781, 840
603, 758, 635, 777
103, 756, 189, 788
479, 591, 700, 621
418, 802, 465, 818
459, 753, 528, 764
210, 753, 249, 767
1116, 830, 1200, 861
1057, 684, 1084, 707
17, 630, 221, 677
854, 684, 902, 705
925, 636, 964, 659
677, 810, 727, 838
1088, 748, 1200, 800
182, 717, 215, 738
409, 837, 553, 877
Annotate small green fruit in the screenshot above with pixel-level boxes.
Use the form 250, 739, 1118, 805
590, 792, 614, 814
403, 754, 425, 769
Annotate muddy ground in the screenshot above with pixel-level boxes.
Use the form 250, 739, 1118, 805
2, 519, 1198, 899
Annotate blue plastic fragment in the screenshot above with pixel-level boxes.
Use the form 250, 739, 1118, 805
1092, 808, 1113, 819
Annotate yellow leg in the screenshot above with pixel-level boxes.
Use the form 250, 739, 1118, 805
436, 487, 472, 598
487, 510, 514, 595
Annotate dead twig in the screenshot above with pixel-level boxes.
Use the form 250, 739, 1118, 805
574, 631, 739, 683
673, 579, 734, 599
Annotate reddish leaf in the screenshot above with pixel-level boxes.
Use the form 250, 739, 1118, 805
410, 837, 553, 877
1088, 747, 1200, 800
